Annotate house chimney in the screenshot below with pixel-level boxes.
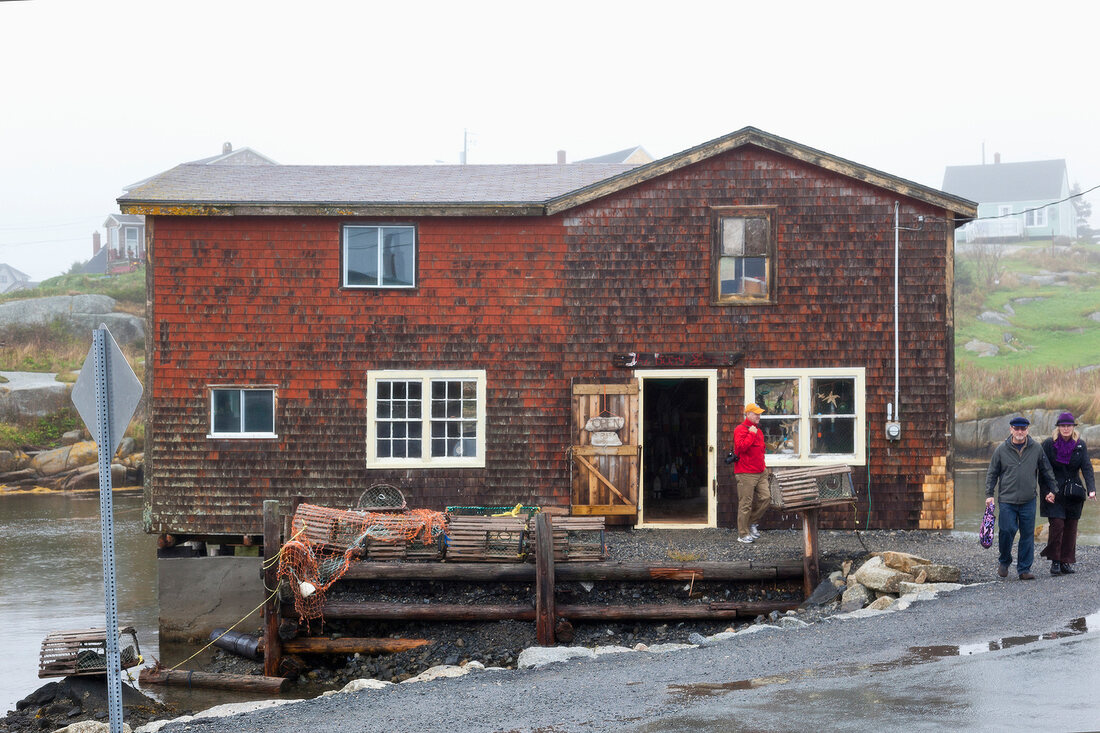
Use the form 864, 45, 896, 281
223, 142, 232, 154
994, 152, 1001, 164
557, 150, 566, 165
92, 231, 101, 256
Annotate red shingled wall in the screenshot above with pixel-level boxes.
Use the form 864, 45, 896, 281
146, 145, 953, 536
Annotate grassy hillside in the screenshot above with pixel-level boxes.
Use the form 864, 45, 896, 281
955, 240, 1100, 420
0, 267, 145, 450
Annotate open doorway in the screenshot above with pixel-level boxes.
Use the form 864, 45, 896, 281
640, 377, 711, 524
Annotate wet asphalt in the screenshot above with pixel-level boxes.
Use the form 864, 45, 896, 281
158, 561, 1100, 732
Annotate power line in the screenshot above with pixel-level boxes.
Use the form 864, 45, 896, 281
951, 182, 1100, 225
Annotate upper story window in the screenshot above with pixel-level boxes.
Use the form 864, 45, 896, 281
209, 387, 277, 438
712, 207, 776, 304
343, 225, 416, 288
743, 367, 866, 465
366, 370, 486, 468
124, 227, 140, 252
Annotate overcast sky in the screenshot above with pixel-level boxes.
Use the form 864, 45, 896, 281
1, 0, 1097, 281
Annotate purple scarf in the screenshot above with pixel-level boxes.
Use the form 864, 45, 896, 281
1054, 435, 1077, 465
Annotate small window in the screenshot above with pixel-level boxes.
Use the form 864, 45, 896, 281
209, 388, 276, 438
343, 225, 416, 288
367, 370, 486, 468
744, 368, 865, 465
713, 207, 776, 304
124, 227, 139, 249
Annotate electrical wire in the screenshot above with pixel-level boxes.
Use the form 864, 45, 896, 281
925, 182, 1100, 226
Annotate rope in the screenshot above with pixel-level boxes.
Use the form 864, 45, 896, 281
167, 584, 280, 672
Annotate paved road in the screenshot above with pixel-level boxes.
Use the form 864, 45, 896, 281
160, 566, 1100, 733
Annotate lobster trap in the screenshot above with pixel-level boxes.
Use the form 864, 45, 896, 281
769, 464, 855, 509
39, 627, 143, 678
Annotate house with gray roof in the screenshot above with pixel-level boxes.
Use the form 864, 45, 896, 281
942, 156, 1076, 242
119, 126, 976, 548
0, 263, 32, 294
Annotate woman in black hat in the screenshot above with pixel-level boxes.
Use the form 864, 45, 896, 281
1040, 411, 1096, 575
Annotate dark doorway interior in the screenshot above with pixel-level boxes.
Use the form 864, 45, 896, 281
642, 378, 708, 523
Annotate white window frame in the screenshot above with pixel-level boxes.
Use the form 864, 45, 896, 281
208, 387, 278, 439
1025, 207, 1048, 228
743, 367, 866, 466
124, 226, 140, 251
366, 369, 487, 468
342, 224, 417, 289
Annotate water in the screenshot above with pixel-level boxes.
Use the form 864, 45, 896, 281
952, 466, 1100, 546
0, 488, 293, 716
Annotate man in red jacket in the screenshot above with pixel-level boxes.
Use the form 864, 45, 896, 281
734, 403, 770, 543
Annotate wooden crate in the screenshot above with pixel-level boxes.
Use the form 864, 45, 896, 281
39, 627, 142, 678
444, 516, 529, 562
769, 465, 855, 509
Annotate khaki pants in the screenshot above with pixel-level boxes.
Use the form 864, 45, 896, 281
736, 471, 771, 538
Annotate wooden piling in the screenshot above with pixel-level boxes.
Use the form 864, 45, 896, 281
262, 499, 281, 677
535, 512, 556, 645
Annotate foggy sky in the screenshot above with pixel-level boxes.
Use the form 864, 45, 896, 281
2, 0, 1096, 281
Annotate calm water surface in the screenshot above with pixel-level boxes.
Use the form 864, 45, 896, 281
0, 489, 298, 715
4, 474, 1099, 714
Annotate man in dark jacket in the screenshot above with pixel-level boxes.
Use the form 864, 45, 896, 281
985, 415, 1057, 580
733, 403, 769, 544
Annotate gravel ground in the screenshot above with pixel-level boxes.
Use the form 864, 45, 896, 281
2, 526, 1081, 732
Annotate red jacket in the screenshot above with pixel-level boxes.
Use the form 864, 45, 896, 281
733, 418, 767, 473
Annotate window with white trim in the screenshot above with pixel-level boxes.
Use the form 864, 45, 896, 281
343, 225, 416, 288
124, 227, 140, 254
209, 387, 276, 438
743, 368, 865, 465
1025, 207, 1048, 228
366, 370, 486, 468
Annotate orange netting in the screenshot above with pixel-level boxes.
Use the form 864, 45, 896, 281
277, 504, 448, 623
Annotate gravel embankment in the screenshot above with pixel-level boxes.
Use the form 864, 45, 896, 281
151, 528, 1100, 733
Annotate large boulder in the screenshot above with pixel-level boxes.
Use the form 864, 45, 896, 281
0, 373, 71, 419
30, 440, 99, 476
0, 448, 30, 472
840, 582, 873, 612
852, 555, 915, 594
0, 294, 143, 345
880, 551, 931, 574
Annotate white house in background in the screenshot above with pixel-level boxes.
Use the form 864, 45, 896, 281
92, 143, 280, 274
0, 263, 32, 293
942, 156, 1077, 243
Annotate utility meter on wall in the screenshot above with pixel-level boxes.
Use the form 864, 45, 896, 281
885, 421, 902, 441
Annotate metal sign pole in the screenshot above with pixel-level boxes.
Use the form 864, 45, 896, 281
92, 327, 124, 733
72, 323, 144, 733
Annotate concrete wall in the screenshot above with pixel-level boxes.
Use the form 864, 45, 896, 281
158, 556, 263, 642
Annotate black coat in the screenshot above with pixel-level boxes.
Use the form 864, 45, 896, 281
1040, 437, 1096, 520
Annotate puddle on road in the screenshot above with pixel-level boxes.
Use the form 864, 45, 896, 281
668, 611, 1100, 702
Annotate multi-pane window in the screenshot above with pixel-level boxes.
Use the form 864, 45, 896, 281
743, 368, 865, 465
343, 225, 416, 288
124, 227, 140, 254
367, 370, 486, 467
1024, 207, 1048, 228
209, 388, 276, 438
713, 207, 776, 304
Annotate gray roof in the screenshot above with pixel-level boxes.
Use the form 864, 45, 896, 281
576, 146, 653, 164
119, 127, 976, 219
119, 163, 637, 208
942, 159, 1068, 202
104, 213, 146, 227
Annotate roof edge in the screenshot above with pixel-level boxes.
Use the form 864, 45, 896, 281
119, 202, 547, 218
545, 127, 977, 217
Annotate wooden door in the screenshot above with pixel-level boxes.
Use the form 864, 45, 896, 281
570, 382, 639, 517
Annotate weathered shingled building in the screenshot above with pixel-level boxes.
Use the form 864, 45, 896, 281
120, 127, 975, 544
